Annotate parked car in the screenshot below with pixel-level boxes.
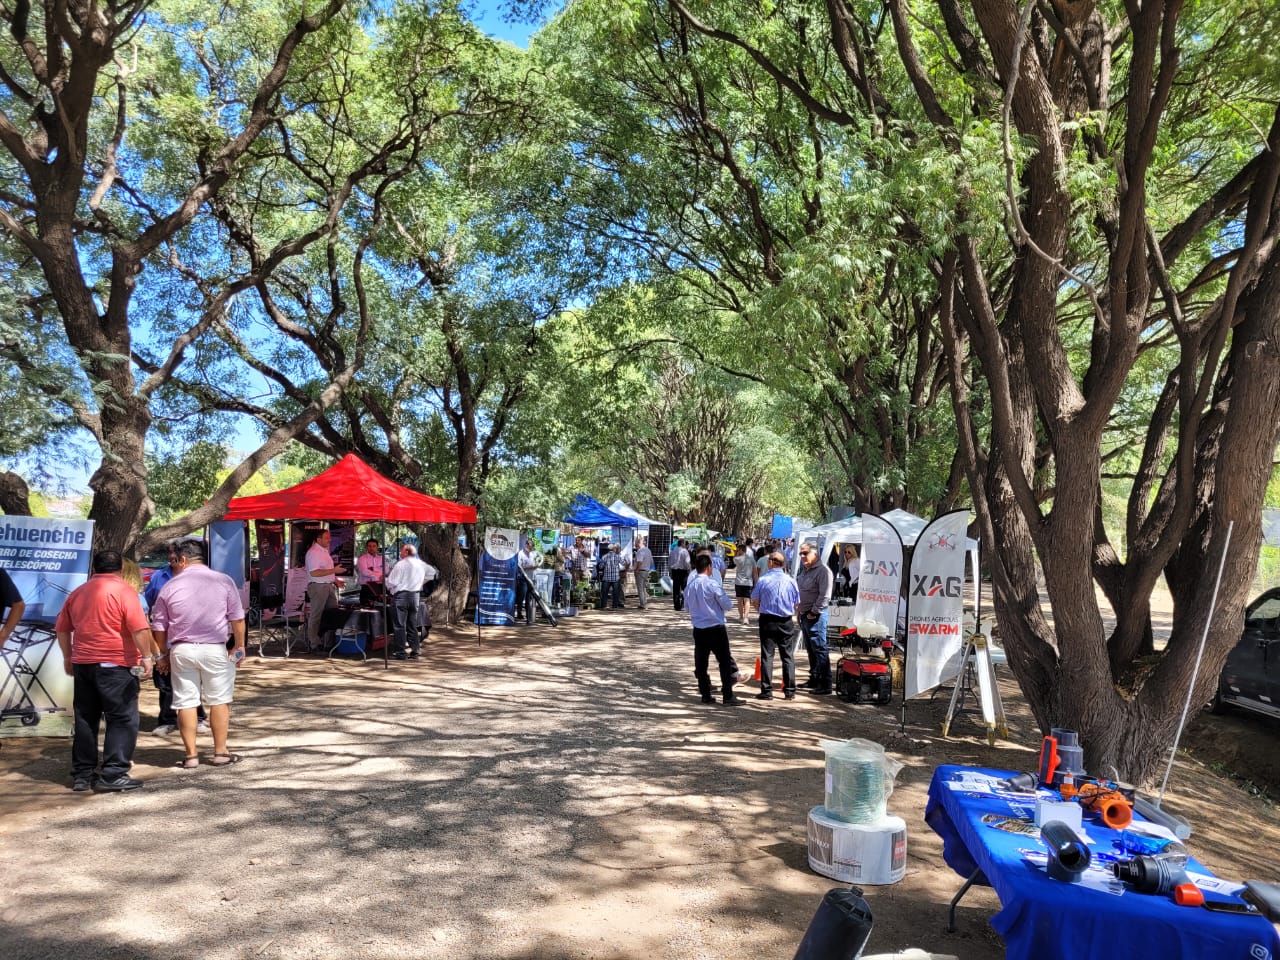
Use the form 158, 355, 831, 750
1212, 588, 1280, 719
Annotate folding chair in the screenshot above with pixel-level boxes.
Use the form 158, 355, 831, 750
254, 593, 304, 658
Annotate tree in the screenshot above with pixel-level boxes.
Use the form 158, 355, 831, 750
0, 0, 366, 552
534, 0, 964, 515
653, 0, 1280, 779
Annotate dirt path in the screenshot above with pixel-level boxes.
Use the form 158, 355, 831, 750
2, 601, 1276, 960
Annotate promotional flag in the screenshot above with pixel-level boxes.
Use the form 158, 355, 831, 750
905, 510, 970, 699
210, 520, 246, 589
853, 514, 905, 639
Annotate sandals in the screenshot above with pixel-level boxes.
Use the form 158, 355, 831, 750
177, 755, 200, 769
208, 753, 242, 766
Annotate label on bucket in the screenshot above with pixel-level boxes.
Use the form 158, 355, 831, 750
825, 773, 833, 795
808, 819, 834, 866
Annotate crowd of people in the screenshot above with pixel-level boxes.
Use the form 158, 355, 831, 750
32, 525, 855, 791
44, 527, 444, 793
53, 541, 248, 792
668, 535, 860, 705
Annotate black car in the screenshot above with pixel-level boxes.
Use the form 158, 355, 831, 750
1213, 588, 1280, 719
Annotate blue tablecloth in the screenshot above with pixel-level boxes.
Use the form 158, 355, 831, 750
925, 764, 1280, 960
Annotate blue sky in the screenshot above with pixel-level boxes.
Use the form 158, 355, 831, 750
468, 2, 548, 47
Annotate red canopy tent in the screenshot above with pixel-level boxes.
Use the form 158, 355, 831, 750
222, 454, 476, 523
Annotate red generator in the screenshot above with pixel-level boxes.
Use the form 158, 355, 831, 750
835, 658, 893, 705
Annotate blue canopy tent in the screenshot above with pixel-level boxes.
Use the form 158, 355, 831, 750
563, 494, 638, 528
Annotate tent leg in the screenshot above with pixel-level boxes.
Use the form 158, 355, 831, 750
380, 521, 390, 671
447, 524, 456, 627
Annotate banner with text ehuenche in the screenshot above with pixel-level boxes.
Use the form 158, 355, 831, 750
0, 517, 93, 738
904, 510, 970, 699
0, 517, 94, 623
475, 527, 519, 626
853, 513, 904, 639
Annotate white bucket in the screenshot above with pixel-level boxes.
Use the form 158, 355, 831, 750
806, 806, 907, 885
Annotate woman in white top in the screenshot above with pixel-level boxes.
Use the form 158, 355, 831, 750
733, 539, 756, 624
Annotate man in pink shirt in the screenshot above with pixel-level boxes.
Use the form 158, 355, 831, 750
356, 538, 385, 606
151, 540, 247, 769
55, 550, 155, 792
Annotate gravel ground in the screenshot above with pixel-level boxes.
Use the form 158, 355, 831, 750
1, 599, 1275, 960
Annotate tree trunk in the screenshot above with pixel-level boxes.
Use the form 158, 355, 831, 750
0, 472, 32, 516
421, 523, 469, 625
86, 398, 153, 552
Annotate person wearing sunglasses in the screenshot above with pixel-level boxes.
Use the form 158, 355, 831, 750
796, 544, 834, 694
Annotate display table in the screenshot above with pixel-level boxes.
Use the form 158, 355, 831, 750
925, 764, 1280, 960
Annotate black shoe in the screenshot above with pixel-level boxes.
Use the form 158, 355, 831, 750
808, 687, 833, 696
701, 695, 714, 704
803, 679, 819, 689
784, 692, 796, 700
95, 775, 143, 792
755, 691, 774, 701
391, 653, 407, 660
72, 775, 94, 792
723, 696, 746, 706
407, 654, 419, 660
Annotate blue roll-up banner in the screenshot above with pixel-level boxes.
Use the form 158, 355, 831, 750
210, 520, 246, 589
770, 513, 794, 538
475, 527, 519, 626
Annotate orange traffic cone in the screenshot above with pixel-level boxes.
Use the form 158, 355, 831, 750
753, 657, 762, 682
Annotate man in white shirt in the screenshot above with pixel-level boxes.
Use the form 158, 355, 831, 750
385, 544, 437, 660
632, 538, 653, 610
514, 538, 539, 625
356, 539, 386, 606
669, 539, 692, 612
305, 530, 344, 650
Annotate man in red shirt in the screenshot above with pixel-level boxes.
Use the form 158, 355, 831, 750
55, 550, 155, 792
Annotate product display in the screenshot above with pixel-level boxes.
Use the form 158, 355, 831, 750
821, 738, 904, 824
806, 807, 907, 885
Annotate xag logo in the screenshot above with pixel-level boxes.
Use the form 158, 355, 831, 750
1249, 945, 1270, 960
912, 574, 962, 598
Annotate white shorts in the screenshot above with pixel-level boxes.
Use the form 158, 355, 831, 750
170, 643, 236, 709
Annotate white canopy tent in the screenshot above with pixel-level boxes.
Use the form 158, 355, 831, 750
607, 500, 664, 530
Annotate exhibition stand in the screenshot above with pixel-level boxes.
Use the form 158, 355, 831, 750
223, 455, 476, 668
925, 764, 1279, 960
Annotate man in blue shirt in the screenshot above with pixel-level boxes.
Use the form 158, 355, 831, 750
750, 550, 801, 700
683, 553, 743, 705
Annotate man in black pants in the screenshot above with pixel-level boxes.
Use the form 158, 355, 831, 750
750, 551, 801, 700
683, 553, 743, 705
54, 550, 155, 792
385, 544, 435, 660
669, 539, 692, 612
